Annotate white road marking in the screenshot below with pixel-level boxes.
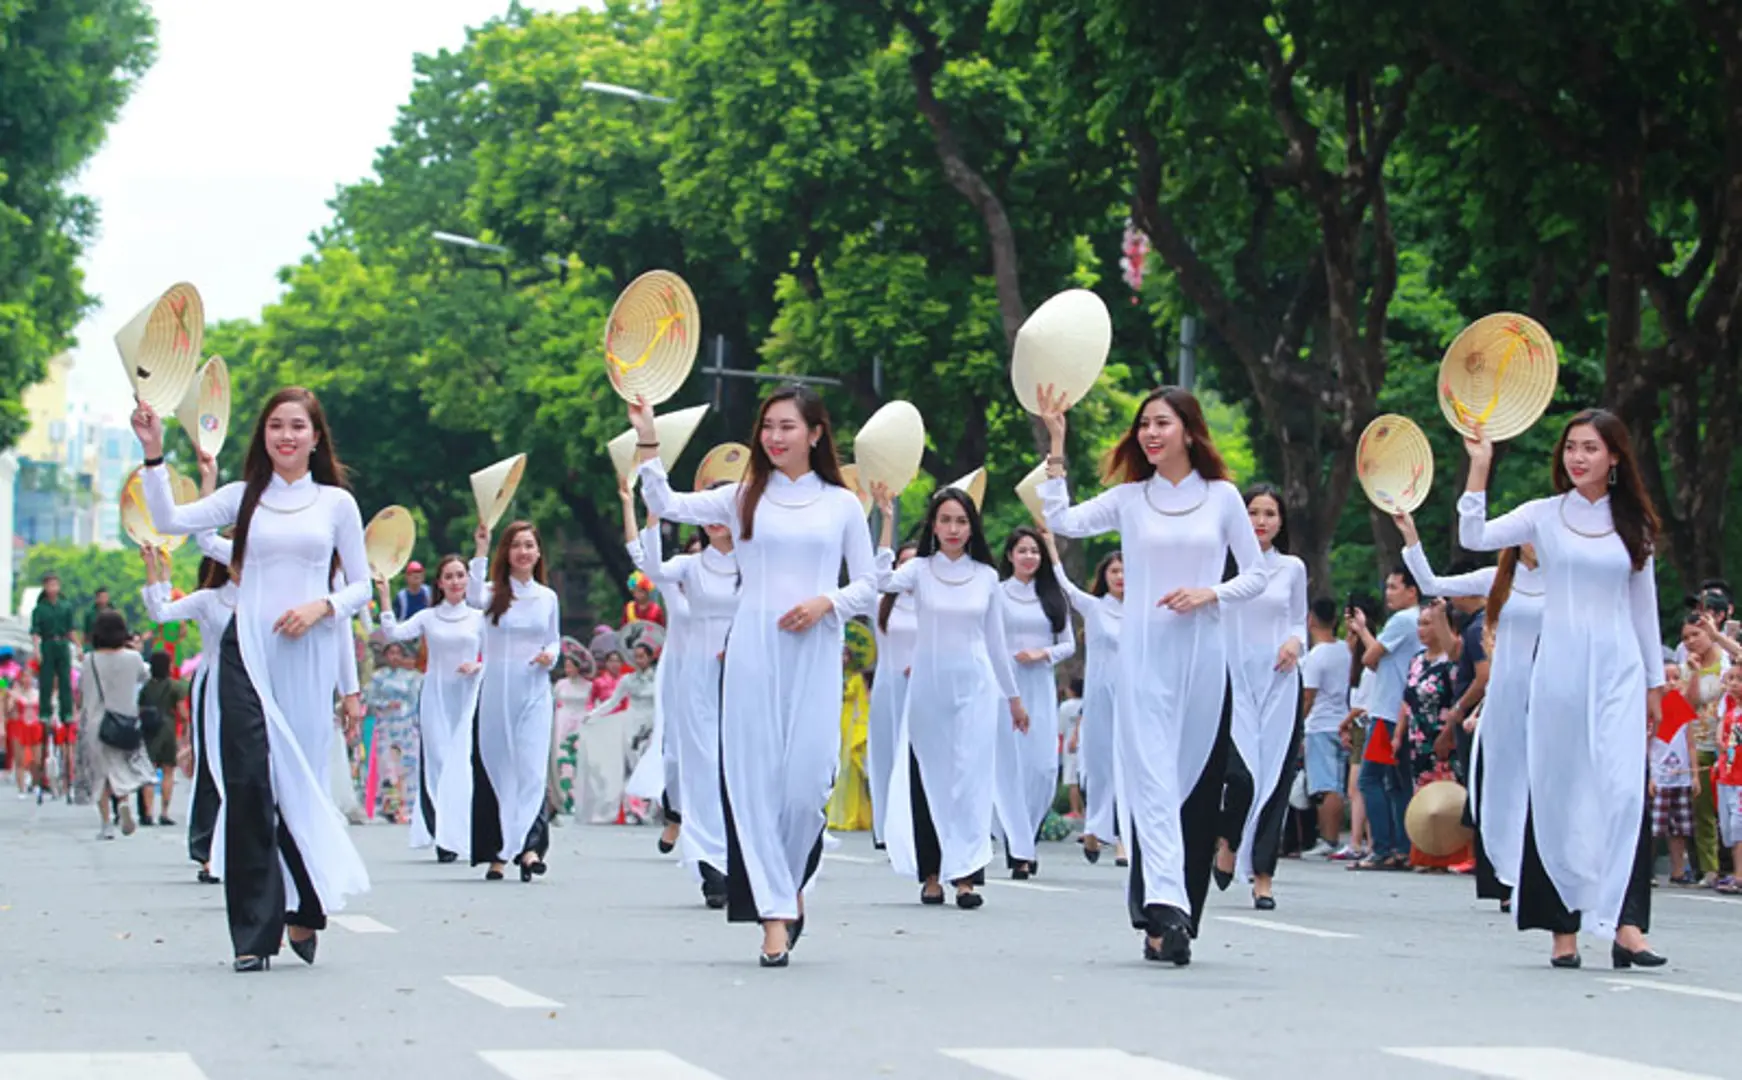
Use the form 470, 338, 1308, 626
1659, 892, 1739, 906
980, 879, 1078, 894
944, 1048, 1231, 1079
1386, 1046, 1719, 1079
480, 1050, 726, 1079
822, 853, 879, 864
1213, 915, 1356, 939
444, 975, 563, 1008
331, 914, 396, 934
0, 1053, 211, 1080
1601, 977, 1742, 1004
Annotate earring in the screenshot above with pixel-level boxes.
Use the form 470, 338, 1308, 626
1608, 465, 1618, 487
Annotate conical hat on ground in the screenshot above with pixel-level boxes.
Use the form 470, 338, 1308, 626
1405, 780, 1472, 857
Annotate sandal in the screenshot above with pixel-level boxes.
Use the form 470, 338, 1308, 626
1348, 856, 1387, 871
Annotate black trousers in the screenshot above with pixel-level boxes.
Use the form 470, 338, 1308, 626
1128, 676, 1235, 937
466, 705, 548, 865
186, 674, 220, 866
907, 750, 985, 886
217, 620, 324, 959
1461, 728, 1512, 902
1517, 795, 1651, 935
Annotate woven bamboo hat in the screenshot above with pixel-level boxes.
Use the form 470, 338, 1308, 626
114, 283, 204, 414
1011, 288, 1112, 414
471, 453, 527, 530
840, 464, 874, 516
174, 356, 231, 458
607, 404, 709, 488
694, 442, 751, 491
118, 466, 199, 552
1437, 313, 1559, 441
1014, 462, 1049, 525
1356, 414, 1433, 514
602, 270, 701, 406
1405, 780, 1472, 857
364, 506, 418, 581
853, 401, 926, 494
944, 466, 987, 511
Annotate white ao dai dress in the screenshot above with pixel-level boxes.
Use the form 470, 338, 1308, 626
378, 600, 485, 852
1056, 571, 1124, 846
868, 593, 918, 846
994, 576, 1075, 865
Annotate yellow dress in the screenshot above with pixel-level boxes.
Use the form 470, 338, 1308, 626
828, 673, 873, 831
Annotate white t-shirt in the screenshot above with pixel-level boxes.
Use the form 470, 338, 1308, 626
1348, 667, 1376, 727
1300, 640, 1351, 735
1057, 697, 1083, 738
1651, 728, 1694, 790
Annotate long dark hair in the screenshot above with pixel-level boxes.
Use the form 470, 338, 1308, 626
232, 387, 349, 575
1091, 551, 1123, 597
433, 553, 468, 602
485, 521, 547, 625
1243, 482, 1289, 553
196, 556, 230, 591
1551, 408, 1659, 571
1000, 526, 1068, 635
738, 386, 846, 540
1102, 386, 1230, 486
1483, 546, 1521, 643
916, 488, 995, 566
878, 541, 919, 633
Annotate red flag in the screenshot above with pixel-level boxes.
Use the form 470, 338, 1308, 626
1656, 689, 1696, 744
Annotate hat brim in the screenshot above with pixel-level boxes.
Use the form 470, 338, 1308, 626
1437, 313, 1559, 441
1011, 289, 1112, 414
1356, 414, 1434, 514
602, 271, 701, 406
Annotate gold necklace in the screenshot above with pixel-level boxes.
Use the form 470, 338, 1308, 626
435, 604, 473, 622
1143, 475, 1208, 518
1557, 493, 1616, 539
699, 551, 738, 577
930, 558, 977, 587
257, 486, 321, 514
1003, 578, 1039, 604
762, 483, 823, 510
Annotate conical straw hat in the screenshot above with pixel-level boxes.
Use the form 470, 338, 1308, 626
470, 453, 527, 530
118, 466, 199, 552
1356, 414, 1433, 514
114, 283, 204, 414
840, 464, 873, 516
693, 442, 751, 491
1011, 288, 1112, 414
1405, 779, 1472, 857
174, 356, 231, 458
1014, 462, 1050, 525
602, 270, 701, 406
364, 505, 418, 581
944, 466, 987, 511
1437, 313, 1559, 441
853, 401, 926, 495
607, 404, 709, 488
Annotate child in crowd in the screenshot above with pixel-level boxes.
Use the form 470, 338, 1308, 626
1712, 664, 1742, 895
1651, 660, 1699, 885
1059, 678, 1084, 821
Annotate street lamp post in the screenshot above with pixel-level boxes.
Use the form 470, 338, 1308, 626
431, 230, 567, 288
581, 80, 673, 106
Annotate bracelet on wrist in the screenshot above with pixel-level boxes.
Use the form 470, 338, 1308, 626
1046, 454, 1065, 465
143, 455, 165, 468
637, 441, 660, 449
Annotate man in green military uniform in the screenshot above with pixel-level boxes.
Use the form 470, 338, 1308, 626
30, 573, 76, 726
82, 587, 114, 645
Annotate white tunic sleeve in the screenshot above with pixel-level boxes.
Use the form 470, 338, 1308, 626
1633, 556, 1667, 690
1044, 623, 1076, 665
142, 466, 243, 534
631, 525, 693, 623
1286, 556, 1309, 647
337, 619, 360, 696
638, 459, 738, 527
877, 548, 922, 595
1054, 565, 1095, 612
1039, 476, 1121, 538
466, 557, 492, 610
1458, 491, 1538, 551
983, 579, 1020, 700
825, 495, 877, 620
142, 583, 212, 625
323, 492, 372, 619
541, 586, 562, 660
379, 608, 429, 644
1211, 484, 1267, 604
1402, 543, 1497, 599
197, 530, 232, 565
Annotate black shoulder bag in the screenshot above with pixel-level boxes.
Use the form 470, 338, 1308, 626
92, 662, 146, 752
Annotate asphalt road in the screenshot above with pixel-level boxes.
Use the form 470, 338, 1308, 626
2, 788, 1739, 1080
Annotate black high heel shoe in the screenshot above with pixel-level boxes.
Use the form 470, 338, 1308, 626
1213, 865, 1234, 892
485, 867, 505, 881
288, 932, 317, 966
956, 891, 984, 910
1083, 843, 1101, 865
920, 885, 946, 905
758, 950, 790, 968
436, 848, 458, 864
657, 833, 677, 855
787, 915, 804, 951
1142, 925, 1192, 966
233, 955, 270, 973
1612, 942, 1667, 969
1550, 952, 1582, 969
196, 868, 220, 885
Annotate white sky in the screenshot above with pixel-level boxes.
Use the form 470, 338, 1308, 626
66, 0, 557, 418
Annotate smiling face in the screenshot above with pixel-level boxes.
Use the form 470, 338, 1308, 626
932, 497, 972, 556
1136, 397, 1188, 470
1008, 534, 1042, 580
1561, 422, 1618, 493
1105, 556, 1125, 600
438, 559, 468, 604
507, 528, 541, 575
264, 400, 317, 473
1247, 493, 1282, 550
759, 399, 816, 476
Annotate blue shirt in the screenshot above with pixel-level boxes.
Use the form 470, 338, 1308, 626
1368, 605, 1423, 723
394, 585, 432, 622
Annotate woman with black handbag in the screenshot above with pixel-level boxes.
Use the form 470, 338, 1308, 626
81, 610, 155, 839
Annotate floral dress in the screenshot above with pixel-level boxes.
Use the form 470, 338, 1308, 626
363, 665, 422, 824
1402, 651, 1459, 788
551, 676, 591, 815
